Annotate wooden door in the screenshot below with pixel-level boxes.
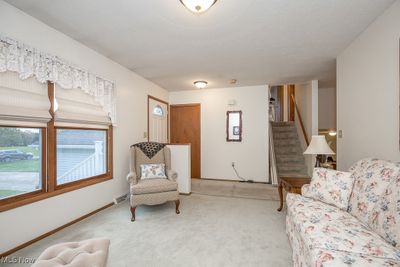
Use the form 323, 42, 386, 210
170, 104, 201, 178
148, 96, 169, 143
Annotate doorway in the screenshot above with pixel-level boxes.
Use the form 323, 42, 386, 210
148, 95, 169, 143
170, 104, 201, 178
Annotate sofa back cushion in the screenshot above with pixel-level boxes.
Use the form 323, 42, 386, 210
368, 176, 400, 248
348, 158, 400, 246
303, 168, 354, 210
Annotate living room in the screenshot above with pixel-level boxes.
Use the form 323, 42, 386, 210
0, 0, 400, 266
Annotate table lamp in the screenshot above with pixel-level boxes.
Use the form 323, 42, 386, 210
304, 135, 335, 167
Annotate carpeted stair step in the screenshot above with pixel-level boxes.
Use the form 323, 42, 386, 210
276, 155, 306, 164
271, 121, 309, 178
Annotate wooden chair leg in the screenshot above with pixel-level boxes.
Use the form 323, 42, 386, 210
130, 206, 136, 222
175, 200, 180, 214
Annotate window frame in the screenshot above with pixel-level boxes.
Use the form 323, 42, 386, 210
54, 126, 112, 190
0, 126, 47, 207
0, 82, 113, 212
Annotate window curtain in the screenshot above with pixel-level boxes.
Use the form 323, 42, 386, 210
0, 35, 116, 125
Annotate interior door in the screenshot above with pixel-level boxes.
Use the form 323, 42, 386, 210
170, 104, 201, 178
148, 96, 169, 143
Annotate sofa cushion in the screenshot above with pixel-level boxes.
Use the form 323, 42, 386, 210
131, 178, 177, 195
32, 238, 109, 267
368, 176, 400, 248
348, 159, 400, 231
303, 168, 354, 210
287, 193, 400, 262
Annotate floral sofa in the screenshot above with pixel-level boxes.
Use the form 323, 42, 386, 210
286, 158, 400, 267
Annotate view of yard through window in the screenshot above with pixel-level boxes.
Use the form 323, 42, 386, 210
57, 129, 107, 185
0, 127, 41, 199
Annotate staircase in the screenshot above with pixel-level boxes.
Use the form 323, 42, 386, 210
271, 121, 308, 178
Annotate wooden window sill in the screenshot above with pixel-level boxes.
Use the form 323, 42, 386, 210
0, 175, 112, 212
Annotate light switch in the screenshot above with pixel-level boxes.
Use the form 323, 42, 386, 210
143, 132, 148, 138
338, 130, 343, 138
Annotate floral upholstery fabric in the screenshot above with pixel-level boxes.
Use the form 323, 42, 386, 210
348, 159, 400, 225
287, 193, 400, 267
303, 168, 354, 210
348, 158, 400, 247
140, 163, 167, 179
368, 176, 400, 248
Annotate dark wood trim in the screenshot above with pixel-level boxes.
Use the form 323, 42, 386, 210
170, 103, 200, 107
0, 127, 47, 207
108, 125, 113, 178
290, 94, 309, 146
0, 203, 114, 257
179, 192, 192, 195
53, 126, 112, 188
47, 82, 56, 193
226, 110, 242, 142
277, 86, 284, 122
147, 95, 169, 142
288, 85, 295, 121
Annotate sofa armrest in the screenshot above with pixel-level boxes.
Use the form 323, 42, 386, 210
126, 172, 138, 184
301, 184, 310, 196
166, 170, 178, 181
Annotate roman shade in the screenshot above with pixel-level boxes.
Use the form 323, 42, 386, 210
0, 71, 50, 127
54, 85, 111, 129
0, 34, 116, 125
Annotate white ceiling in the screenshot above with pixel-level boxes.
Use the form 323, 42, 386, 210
5, 0, 395, 91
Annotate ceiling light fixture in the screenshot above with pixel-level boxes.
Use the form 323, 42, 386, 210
179, 0, 217, 14
194, 81, 208, 89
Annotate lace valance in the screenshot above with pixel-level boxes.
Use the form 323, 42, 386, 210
0, 35, 116, 125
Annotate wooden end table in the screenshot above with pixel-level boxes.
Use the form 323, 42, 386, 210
277, 176, 311, 211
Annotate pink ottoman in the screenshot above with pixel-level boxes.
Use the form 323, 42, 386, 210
31, 238, 110, 267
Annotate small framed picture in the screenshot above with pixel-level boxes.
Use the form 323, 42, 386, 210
233, 126, 240, 135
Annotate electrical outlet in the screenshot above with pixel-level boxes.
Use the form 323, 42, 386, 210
231, 162, 235, 167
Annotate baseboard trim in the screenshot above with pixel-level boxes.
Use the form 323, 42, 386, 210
0, 202, 114, 257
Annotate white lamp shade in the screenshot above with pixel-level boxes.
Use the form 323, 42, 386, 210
304, 135, 335, 155
180, 0, 217, 13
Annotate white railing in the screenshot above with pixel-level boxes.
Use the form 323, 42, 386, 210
269, 121, 279, 186
58, 141, 105, 184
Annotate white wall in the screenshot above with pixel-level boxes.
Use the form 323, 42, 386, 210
295, 80, 319, 174
169, 86, 269, 182
0, 2, 168, 253
337, 0, 400, 170
318, 87, 336, 130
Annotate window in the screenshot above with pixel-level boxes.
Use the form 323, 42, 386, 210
153, 105, 164, 116
57, 129, 107, 185
0, 80, 113, 212
0, 127, 44, 200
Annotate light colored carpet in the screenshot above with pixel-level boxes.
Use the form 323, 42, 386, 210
192, 179, 280, 201
3, 183, 292, 267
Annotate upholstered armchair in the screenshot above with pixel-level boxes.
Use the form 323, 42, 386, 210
126, 142, 180, 221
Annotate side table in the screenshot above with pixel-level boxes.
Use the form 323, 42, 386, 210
277, 176, 311, 211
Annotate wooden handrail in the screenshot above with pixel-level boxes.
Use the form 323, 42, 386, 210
290, 94, 309, 146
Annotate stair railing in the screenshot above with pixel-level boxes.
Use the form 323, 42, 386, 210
290, 94, 309, 146
268, 103, 279, 185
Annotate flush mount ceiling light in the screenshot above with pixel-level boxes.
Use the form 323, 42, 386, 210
194, 81, 208, 89
179, 0, 217, 14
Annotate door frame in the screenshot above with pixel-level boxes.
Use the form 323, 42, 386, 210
147, 95, 169, 142
170, 103, 201, 178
